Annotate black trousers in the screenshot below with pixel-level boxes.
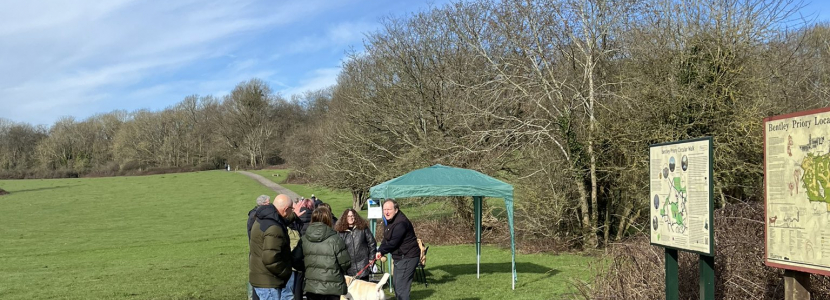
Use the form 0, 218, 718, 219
305, 292, 340, 300
293, 271, 304, 300
393, 257, 419, 300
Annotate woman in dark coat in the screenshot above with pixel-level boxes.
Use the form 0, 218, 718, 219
297, 198, 314, 235
293, 207, 351, 300
334, 208, 377, 280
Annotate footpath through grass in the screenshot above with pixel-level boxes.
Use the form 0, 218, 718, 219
249, 169, 358, 218
0, 171, 271, 300
0, 170, 595, 299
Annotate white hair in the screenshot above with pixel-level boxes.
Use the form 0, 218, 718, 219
256, 195, 270, 206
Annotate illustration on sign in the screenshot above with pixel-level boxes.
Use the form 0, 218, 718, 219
765, 108, 830, 275
650, 138, 714, 255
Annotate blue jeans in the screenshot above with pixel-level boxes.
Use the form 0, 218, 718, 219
282, 272, 295, 300
254, 288, 281, 300
254, 282, 292, 300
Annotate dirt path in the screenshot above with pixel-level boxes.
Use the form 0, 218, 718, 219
237, 171, 301, 200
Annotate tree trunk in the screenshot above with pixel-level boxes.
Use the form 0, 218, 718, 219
351, 189, 368, 211
588, 57, 599, 248
603, 193, 612, 247
616, 203, 633, 241
576, 175, 596, 248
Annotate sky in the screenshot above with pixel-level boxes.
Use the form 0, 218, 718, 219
0, 0, 828, 126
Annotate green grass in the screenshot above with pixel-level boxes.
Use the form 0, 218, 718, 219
248, 169, 360, 219
247, 169, 289, 184
0, 171, 596, 299
0, 171, 271, 299
402, 245, 595, 299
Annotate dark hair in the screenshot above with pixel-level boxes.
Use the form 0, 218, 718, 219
335, 208, 369, 232
311, 207, 333, 227
383, 198, 399, 210
319, 203, 331, 211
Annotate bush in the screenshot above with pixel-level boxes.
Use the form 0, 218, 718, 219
86, 162, 121, 177
119, 160, 145, 172
196, 161, 219, 171
584, 202, 830, 300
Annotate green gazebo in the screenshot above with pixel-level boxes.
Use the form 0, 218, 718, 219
370, 164, 517, 289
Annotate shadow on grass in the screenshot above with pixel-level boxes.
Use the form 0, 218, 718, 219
7, 186, 66, 194
427, 262, 559, 286
390, 294, 477, 300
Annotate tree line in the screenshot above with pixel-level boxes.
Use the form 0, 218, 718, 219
0, 79, 328, 178
2, 0, 829, 249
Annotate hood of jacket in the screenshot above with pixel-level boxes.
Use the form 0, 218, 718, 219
304, 222, 337, 243
255, 204, 277, 220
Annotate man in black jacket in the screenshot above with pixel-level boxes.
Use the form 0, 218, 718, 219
375, 199, 419, 300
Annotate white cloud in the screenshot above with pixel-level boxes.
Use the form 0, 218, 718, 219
0, 0, 450, 125
280, 67, 341, 97
0, 0, 332, 125
285, 21, 376, 55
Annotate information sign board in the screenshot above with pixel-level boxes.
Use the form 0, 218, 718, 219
367, 199, 382, 219
649, 137, 714, 256
765, 108, 830, 275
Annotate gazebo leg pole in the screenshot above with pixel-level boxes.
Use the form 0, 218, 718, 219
474, 196, 482, 279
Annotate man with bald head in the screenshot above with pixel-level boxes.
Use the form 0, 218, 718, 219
250, 194, 297, 300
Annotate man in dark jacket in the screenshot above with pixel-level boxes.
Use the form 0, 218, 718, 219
375, 199, 420, 300
248, 195, 271, 239
250, 194, 296, 300
248, 195, 271, 300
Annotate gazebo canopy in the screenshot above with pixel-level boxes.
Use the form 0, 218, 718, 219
370, 164, 517, 289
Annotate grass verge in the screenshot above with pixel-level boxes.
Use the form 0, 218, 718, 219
0, 170, 595, 299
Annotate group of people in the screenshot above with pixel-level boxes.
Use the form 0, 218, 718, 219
246, 194, 420, 300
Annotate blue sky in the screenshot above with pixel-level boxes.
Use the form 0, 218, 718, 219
0, 0, 828, 126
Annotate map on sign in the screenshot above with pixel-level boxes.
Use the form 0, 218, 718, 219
650, 138, 714, 255
765, 108, 830, 275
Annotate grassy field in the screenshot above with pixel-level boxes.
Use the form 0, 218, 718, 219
0, 171, 594, 299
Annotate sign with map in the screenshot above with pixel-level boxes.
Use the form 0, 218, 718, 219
649, 137, 714, 256
765, 108, 830, 275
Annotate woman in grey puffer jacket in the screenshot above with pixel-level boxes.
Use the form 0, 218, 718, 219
293, 207, 351, 300
335, 208, 377, 280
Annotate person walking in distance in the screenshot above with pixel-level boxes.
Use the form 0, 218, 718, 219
375, 199, 419, 300
250, 194, 297, 300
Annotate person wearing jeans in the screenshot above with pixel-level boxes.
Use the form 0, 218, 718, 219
250, 195, 296, 300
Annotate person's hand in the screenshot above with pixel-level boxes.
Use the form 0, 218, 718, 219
375, 252, 382, 260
